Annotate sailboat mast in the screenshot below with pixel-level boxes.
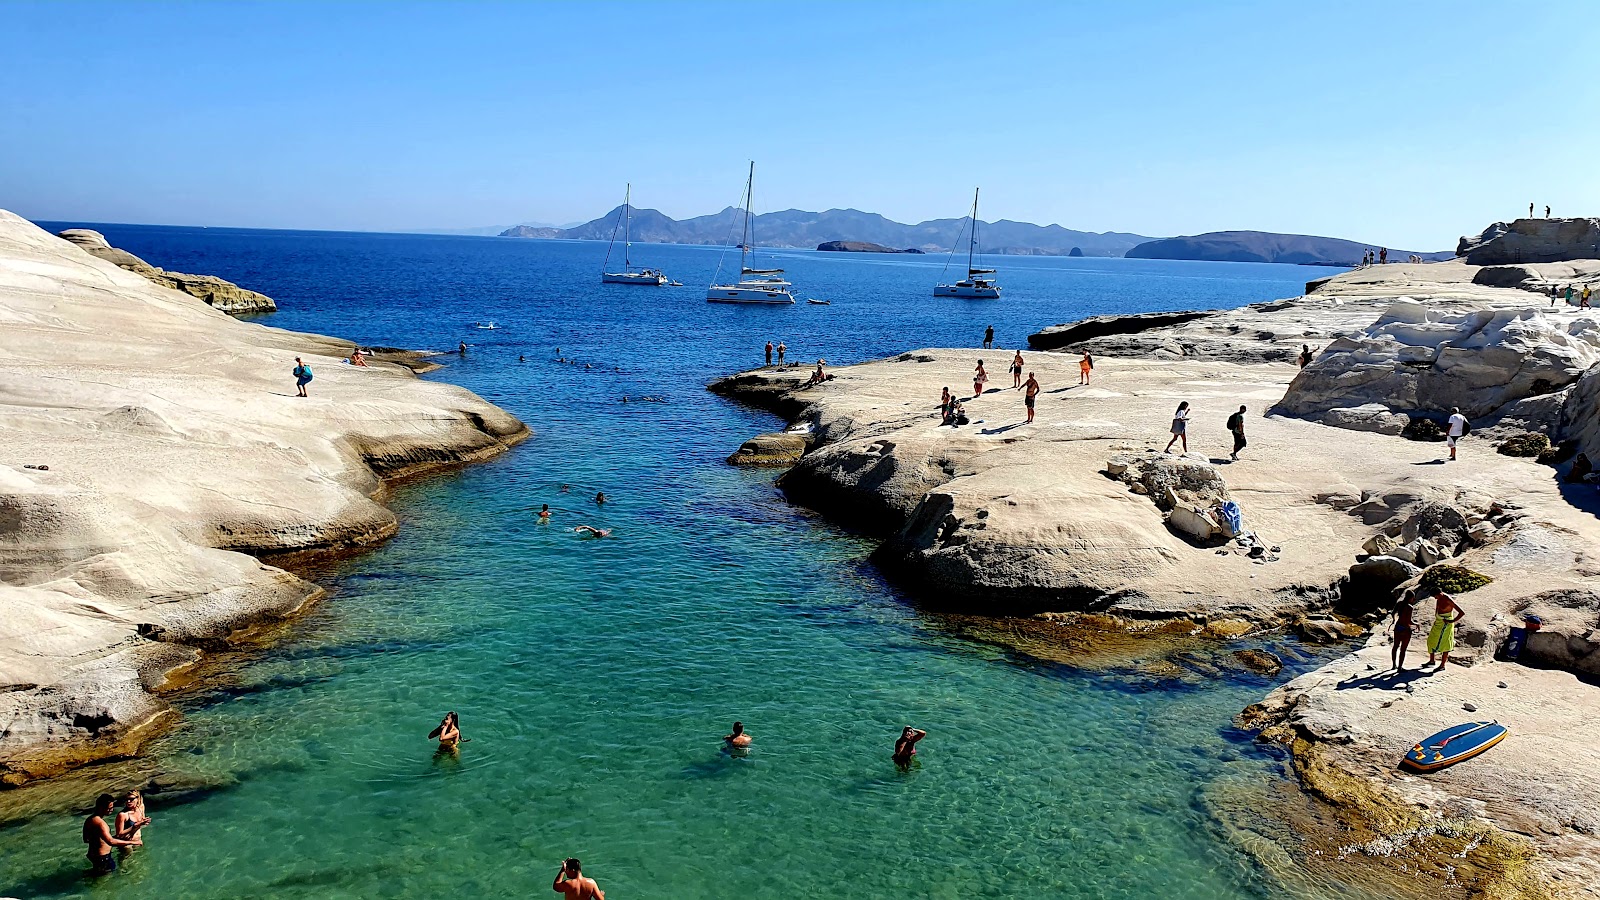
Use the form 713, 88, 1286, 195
968, 188, 979, 272
742, 161, 754, 271
623, 183, 632, 272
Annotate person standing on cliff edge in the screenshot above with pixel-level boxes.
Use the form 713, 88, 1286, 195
776, 341, 787, 366
1530, 202, 1535, 218
983, 325, 994, 350
764, 340, 773, 367
1546, 205, 1552, 218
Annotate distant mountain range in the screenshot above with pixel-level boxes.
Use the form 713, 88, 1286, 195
500, 206, 1150, 257
1126, 231, 1453, 266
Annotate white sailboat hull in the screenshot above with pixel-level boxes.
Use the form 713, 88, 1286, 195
602, 272, 667, 285
935, 283, 1001, 299
707, 284, 796, 304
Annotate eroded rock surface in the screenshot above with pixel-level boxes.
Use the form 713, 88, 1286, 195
0, 210, 527, 783
56, 227, 278, 313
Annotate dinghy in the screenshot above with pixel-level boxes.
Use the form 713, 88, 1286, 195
1400, 721, 1507, 772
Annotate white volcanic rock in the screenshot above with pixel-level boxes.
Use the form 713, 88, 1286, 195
0, 210, 527, 783
1276, 299, 1600, 431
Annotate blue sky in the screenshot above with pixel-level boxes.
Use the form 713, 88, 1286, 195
2, 0, 1595, 248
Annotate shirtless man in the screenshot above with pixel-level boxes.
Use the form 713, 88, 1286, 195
724, 721, 753, 749
574, 525, 611, 538
83, 793, 136, 874
1023, 372, 1040, 424
892, 726, 926, 768
553, 858, 605, 899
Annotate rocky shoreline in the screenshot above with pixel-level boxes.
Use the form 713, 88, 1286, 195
0, 211, 528, 785
711, 235, 1600, 897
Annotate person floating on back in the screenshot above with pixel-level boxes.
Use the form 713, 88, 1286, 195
1023, 372, 1039, 424
1164, 401, 1190, 454
1079, 352, 1093, 384
552, 858, 605, 900
83, 793, 136, 874
893, 726, 926, 769
1226, 405, 1247, 461
292, 357, 313, 397
1446, 407, 1468, 461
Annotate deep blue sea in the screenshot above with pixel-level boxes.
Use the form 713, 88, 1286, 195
1, 225, 1347, 898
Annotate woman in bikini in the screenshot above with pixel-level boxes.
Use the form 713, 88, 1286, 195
1391, 592, 1418, 671
429, 711, 461, 750
972, 360, 988, 398
1010, 351, 1024, 389
116, 790, 151, 848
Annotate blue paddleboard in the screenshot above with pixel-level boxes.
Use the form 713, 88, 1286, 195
1400, 721, 1507, 772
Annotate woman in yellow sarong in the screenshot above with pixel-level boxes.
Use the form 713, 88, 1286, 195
1425, 592, 1465, 669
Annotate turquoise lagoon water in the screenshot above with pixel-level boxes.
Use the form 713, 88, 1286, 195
2, 227, 1336, 897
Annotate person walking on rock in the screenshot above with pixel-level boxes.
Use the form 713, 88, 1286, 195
972, 360, 988, 398
1425, 592, 1465, 670
765, 341, 773, 367
1079, 352, 1094, 384
1227, 405, 1247, 461
1446, 407, 1468, 461
983, 325, 994, 350
1546, 205, 1551, 218
1582, 285, 1592, 309
1010, 350, 1024, 389
1164, 401, 1190, 454
1566, 285, 1576, 306
1024, 372, 1040, 424
292, 357, 313, 398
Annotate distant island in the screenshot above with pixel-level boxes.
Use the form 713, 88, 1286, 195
816, 241, 924, 254
500, 206, 1151, 257
1125, 231, 1452, 266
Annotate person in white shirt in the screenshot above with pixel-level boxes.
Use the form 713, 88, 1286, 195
1447, 407, 1468, 461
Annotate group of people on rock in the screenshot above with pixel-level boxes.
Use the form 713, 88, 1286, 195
762, 340, 789, 367
1388, 590, 1465, 672
1550, 283, 1593, 308
938, 349, 1096, 428
1162, 401, 1251, 461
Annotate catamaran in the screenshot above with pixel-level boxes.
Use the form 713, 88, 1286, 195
934, 188, 1000, 299
601, 184, 667, 286
707, 162, 795, 305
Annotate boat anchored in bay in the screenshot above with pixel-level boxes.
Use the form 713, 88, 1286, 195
707, 162, 795, 305
934, 188, 1000, 299
601, 183, 668, 286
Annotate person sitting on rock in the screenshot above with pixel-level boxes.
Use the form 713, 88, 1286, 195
349, 348, 368, 367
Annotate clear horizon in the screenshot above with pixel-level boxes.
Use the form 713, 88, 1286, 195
3, 0, 1595, 249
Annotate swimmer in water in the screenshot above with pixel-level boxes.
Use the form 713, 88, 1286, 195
892, 726, 926, 768
428, 711, 461, 750
574, 525, 611, 538
539, 504, 551, 521
724, 721, 752, 749
559, 484, 571, 493
595, 491, 607, 505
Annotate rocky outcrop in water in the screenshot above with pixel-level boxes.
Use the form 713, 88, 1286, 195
2, 210, 528, 784
56, 228, 278, 314
816, 241, 923, 254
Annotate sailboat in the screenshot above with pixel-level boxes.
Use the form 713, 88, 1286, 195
707, 162, 795, 305
601, 184, 667, 285
934, 188, 1000, 299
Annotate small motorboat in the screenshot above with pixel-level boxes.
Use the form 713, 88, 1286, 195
807, 299, 831, 305
475, 321, 498, 329
1400, 721, 1508, 772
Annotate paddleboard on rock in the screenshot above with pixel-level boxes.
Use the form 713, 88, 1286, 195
1401, 721, 1507, 772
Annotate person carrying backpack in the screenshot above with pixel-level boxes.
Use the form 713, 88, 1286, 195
292, 357, 314, 397
1226, 405, 1247, 461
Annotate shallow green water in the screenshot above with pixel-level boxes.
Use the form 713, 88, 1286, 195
0, 227, 1335, 898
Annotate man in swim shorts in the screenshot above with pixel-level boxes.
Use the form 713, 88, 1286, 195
724, 721, 752, 749
553, 858, 605, 899
292, 357, 313, 398
83, 793, 135, 874
1023, 372, 1039, 424
893, 726, 926, 768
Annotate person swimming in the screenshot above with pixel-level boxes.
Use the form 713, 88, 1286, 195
429, 711, 461, 750
724, 721, 752, 749
539, 504, 551, 521
594, 491, 607, 505
574, 525, 611, 538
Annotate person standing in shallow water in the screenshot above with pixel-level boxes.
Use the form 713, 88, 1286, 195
1391, 592, 1419, 671
1226, 405, 1247, 461
1010, 350, 1024, 388
429, 711, 461, 750
83, 793, 135, 874
1425, 592, 1465, 669
292, 357, 313, 397
1164, 401, 1190, 453
893, 726, 926, 768
553, 858, 605, 899
724, 721, 752, 750
1023, 372, 1039, 423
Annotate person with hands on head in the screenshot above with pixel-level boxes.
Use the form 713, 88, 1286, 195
892, 726, 926, 768
553, 857, 604, 899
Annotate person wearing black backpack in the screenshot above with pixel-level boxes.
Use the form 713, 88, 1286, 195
1227, 405, 1247, 461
